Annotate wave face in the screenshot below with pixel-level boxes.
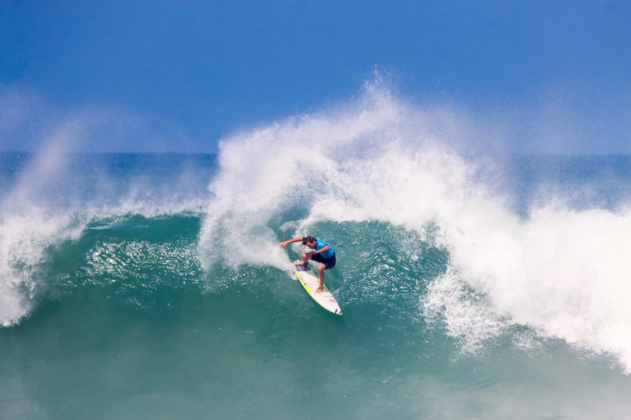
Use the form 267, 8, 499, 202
3, 91, 631, 418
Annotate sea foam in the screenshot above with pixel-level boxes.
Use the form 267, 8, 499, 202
200, 83, 631, 373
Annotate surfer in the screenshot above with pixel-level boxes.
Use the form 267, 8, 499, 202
279, 236, 336, 293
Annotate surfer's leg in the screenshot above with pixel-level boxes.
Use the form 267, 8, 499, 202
316, 263, 325, 293
298, 251, 314, 266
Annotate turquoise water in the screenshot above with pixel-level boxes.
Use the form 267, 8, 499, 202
3, 125, 631, 418
4, 208, 631, 420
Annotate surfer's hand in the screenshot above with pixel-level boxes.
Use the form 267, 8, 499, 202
279, 241, 287, 247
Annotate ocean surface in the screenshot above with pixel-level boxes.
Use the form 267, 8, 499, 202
3, 108, 631, 419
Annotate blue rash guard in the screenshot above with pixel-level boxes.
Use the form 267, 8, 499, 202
315, 238, 335, 259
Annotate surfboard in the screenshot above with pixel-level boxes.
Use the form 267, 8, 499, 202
293, 263, 343, 315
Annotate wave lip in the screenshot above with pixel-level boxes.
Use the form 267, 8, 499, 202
424, 206, 631, 373
0, 210, 83, 326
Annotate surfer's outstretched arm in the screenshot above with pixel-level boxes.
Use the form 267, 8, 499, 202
279, 237, 303, 247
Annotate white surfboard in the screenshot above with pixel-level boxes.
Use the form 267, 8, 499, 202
294, 263, 343, 315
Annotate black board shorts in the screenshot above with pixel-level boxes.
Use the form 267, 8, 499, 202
311, 253, 336, 269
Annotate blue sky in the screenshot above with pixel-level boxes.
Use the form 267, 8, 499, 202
1, 0, 630, 153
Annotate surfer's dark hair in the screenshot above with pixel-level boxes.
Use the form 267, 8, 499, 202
302, 236, 316, 244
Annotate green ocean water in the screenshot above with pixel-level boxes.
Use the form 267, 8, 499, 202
1, 208, 630, 419
3, 141, 631, 419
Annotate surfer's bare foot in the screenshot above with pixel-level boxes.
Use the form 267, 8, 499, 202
294, 260, 308, 266
316, 285, 323, 293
